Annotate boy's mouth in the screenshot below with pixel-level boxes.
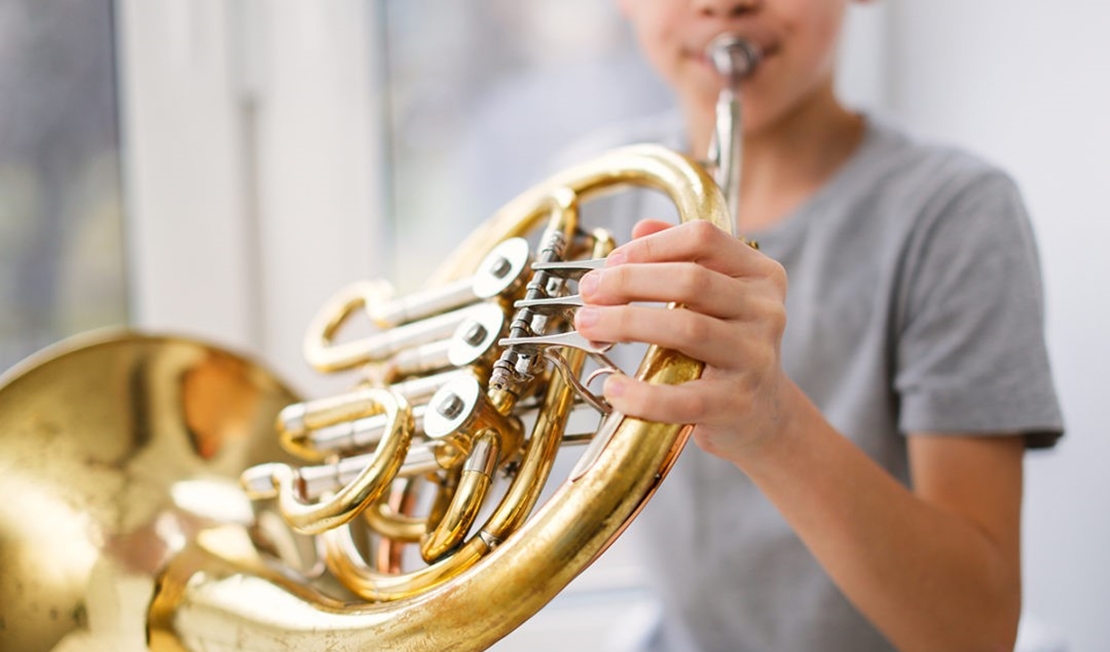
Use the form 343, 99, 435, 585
687, 37, 777, 77
706, 35, 762, 82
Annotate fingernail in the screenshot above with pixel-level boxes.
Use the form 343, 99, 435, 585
606, 251, 627, 267
576, 306, 599, 328
579, 271, 599, 297
604, 375, 625, 397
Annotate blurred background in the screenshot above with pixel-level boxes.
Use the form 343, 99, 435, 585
0, 1, 1106, 650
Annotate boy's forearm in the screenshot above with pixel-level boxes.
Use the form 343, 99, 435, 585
732, 382, 1021, 652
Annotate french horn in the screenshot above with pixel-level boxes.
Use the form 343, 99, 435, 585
0, 37, 759, 652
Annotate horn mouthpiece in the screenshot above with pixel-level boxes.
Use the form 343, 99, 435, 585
708, 34, 761, 85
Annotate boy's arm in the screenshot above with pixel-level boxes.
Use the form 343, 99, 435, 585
738, 383, 1023, 652
574, 219, 1025, 652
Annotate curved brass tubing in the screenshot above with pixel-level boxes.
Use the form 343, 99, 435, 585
0, 143, 731, 652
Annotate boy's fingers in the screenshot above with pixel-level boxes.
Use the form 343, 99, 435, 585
579, 262, 773, 320
611, 220, 767, 278
602, 375, 734, 426
575, 303, 774, 369
602, 374, 700, 424
630, 218, 673, 239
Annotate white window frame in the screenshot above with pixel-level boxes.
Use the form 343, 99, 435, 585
116, 0, 386, 394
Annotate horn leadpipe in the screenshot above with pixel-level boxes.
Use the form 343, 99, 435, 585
706, 35, 761, 222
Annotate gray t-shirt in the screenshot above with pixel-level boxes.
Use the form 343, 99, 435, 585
566, 112, 1064, 651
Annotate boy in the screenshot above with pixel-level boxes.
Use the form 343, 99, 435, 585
572, 0, 1063, 650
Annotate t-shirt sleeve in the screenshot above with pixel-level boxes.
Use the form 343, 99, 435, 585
894, 170, 1064, 447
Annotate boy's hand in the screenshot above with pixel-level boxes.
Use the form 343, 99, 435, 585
574, 218, 794, 463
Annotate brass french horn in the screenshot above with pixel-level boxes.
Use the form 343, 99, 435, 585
0, 37, 759, 652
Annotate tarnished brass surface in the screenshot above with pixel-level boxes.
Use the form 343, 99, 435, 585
0, 331, 298, 652
0, 143, 732, 652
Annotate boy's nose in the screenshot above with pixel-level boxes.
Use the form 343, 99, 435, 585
694, 0, 760, 18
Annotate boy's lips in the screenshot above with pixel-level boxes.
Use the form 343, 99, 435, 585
686, 36, 777, 72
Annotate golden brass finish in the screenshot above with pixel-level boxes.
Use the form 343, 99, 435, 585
365, 494, 429, 543
247, 389, 413, 535
0, 144, 732, 651
0, 331, 298, 652
420, 432, 499, 561
303, 279, 395, 372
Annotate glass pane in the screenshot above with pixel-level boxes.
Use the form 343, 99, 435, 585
0, 0, 127, 369
380, 0, 674, 290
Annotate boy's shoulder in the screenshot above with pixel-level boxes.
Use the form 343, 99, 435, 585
829, 116, 1031, 250
859, 115, 1015, 196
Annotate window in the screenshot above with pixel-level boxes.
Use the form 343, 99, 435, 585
0, 0, 127, 370
378, 0, 674, 291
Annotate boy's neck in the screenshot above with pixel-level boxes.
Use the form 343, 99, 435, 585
685, 84, 865, 233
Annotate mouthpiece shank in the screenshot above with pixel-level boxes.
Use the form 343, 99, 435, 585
705, 35, 761, 224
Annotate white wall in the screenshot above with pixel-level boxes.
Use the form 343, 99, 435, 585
881, 2, 1110, 650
